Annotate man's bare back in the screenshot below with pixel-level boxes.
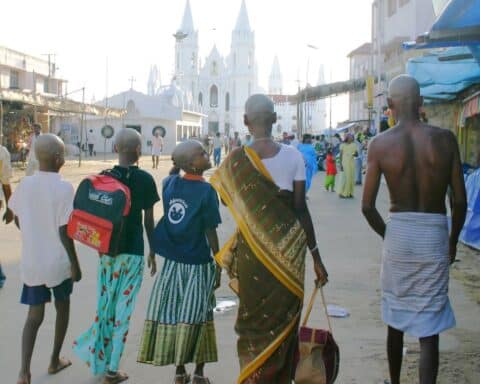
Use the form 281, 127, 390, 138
369, 121, 457, 214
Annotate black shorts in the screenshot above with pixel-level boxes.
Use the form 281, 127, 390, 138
20, 279, 73, 306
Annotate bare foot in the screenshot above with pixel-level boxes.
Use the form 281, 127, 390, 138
17, 373, 31, 384
48, 357, 72, 374
102, 371, 129, 384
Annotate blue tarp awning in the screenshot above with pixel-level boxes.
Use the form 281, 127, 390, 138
403, 0, 480, 62
407, 47, 480, 100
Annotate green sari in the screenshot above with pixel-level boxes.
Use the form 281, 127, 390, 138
210, 146, 306, 384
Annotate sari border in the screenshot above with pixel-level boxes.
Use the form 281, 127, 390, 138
236, 313, 300, 384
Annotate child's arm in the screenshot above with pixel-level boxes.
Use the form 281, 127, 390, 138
206, 228, 221, 289
59, 225, 82, 282
144, 207, 157, 276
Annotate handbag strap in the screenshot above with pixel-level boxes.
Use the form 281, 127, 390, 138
301, 284, 333, 334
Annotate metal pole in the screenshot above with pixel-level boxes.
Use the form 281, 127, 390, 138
0, 101, 3, 146
79, 87, 85, 167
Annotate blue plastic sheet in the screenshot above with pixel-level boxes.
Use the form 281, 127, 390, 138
407, 47, 480, 100
460, 168, 480, 250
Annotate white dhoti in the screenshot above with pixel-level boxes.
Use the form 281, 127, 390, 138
382, 212, 455, 338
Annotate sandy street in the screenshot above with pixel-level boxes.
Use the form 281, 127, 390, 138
1, 155, 479, 384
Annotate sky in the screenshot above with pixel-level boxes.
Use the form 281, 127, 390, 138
0, 0, 373, 126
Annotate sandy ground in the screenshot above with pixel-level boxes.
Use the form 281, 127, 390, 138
0, 154, 479, 384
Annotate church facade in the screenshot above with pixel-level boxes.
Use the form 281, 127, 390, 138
171, 0, 257, 135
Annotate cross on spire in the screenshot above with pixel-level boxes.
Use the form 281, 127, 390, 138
128, 76, 136, 89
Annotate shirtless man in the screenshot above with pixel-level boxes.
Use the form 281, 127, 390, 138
362, 75, 467, 384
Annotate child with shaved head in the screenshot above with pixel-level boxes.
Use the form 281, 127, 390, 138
73, 128, 160, 384
137, 140, 221, 384
8, 133, 81, 384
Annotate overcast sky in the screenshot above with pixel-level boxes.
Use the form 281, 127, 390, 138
0, 0, 373, 125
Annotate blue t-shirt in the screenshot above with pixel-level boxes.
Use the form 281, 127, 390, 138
153, 175, 221, 265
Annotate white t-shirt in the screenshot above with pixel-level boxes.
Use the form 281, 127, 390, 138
152, 135, 164, 151
213, 136, 222, 149
0, 145, 12, 185
261, 144, 306, 191
9, 171, 74, 287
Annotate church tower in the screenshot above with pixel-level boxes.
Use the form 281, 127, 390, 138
268, 56, 282, 95
174, 0, 199, 108
229, 0, 256, 133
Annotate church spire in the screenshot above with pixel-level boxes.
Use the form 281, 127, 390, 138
234, 0, 251, 32
179, 0, 194, 33
269, 56, 283, 94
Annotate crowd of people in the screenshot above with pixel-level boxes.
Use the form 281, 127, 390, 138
0, 75, 468, 384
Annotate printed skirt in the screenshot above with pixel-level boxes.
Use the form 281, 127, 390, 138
137, 259, 218, 366
73, 253, 144, 374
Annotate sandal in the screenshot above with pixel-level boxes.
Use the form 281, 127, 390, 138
192, 374, 211, 384
174, 373, 191, 384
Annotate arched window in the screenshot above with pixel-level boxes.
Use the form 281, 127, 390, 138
198, 92, 203, 106
225, 92, 230, 111
210, 85, 218, 107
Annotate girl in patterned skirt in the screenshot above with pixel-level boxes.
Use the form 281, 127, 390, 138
137, 140, 221, 384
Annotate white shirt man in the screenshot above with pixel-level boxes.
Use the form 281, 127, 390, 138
9, 172, 75, 287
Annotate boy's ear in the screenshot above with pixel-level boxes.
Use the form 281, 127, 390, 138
243, 114, 248, 126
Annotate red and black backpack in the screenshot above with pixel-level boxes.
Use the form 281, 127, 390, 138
67, 169, 132, 256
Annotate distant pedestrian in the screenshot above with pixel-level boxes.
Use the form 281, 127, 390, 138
73, 128, 160, 384
25, 123, 42, 176
137, 140, 221, 384
230, 131, 242, 150
213, 131, 222, 166
0, 144, 14, 288
297, 134, 318, 192
88, 129, 96, 157
338, 133, 357, 198
151, 130, 164, 169
9, 134, 82, 384
324, 148, 337, 192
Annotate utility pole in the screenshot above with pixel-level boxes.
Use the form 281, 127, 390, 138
41, 53, 56, 93
79, 87, 85, 167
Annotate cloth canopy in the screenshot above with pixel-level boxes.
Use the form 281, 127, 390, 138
403, 0, 480, 62
407, 47, 480, 100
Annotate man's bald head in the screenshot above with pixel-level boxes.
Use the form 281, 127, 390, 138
172, 140, 203, 170
387, 75, 422, 116
35, 134, 65, 162
115, 128, 142, 153
244, 94, 276, 134
35, 134, 65, 171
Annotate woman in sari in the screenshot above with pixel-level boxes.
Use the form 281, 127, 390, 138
210, 94, 328, 384
338, 133, 358, 198
296, 134, 318, 192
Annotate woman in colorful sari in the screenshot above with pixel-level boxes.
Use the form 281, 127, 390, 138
296, 134, 318, 192
338, 133, 358, 198
210, 94, 328, 384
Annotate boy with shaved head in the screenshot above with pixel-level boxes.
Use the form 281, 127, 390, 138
9, 134, 82, 384
74, 128, 160, 384
362, 75, 467, 384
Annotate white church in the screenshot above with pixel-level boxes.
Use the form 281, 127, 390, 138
145, 0, 326, 137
